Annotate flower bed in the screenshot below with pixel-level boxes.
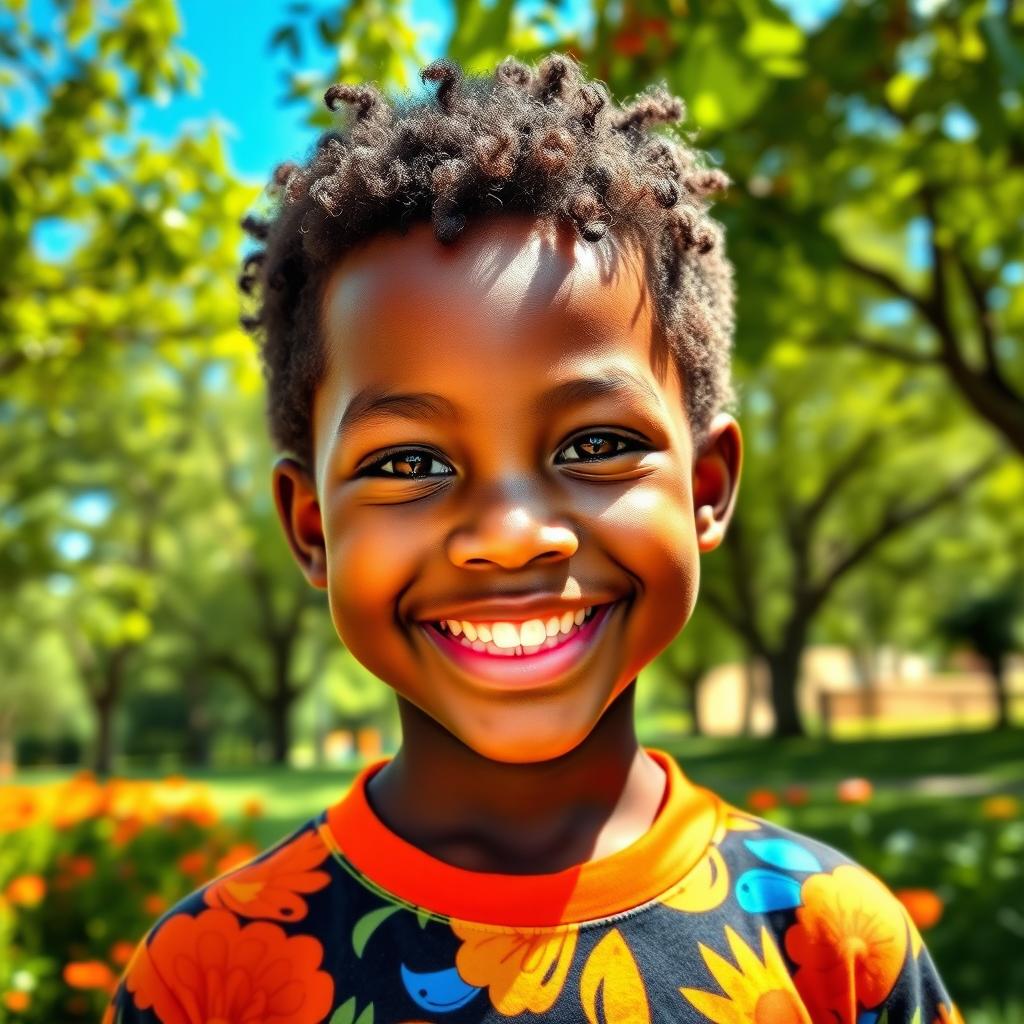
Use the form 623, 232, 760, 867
0, 771, 260, 1022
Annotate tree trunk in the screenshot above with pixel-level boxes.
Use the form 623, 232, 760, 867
990, 652, 1011, 730
740, 656, 759, 736
91, 647, 130, 776
268, 693, 292, 765
766, 644, 806, 738
93, 695, 115, 776
182, 670, 211, 767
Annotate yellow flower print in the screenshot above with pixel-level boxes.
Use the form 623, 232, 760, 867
681, 925, 811, 1024
450, 919, 577, 1015
661, 846, 729, 914
579, 928, 651, 1024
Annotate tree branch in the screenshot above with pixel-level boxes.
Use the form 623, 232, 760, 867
206, 651, 266, 705
845, 334, 941, 366
797, 427, 885, 534
699, 585, 764, 652
810, 452, 1004, 606
840, 254, 933, 323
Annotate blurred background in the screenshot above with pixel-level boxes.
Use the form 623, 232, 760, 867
1, 0, 1023, 1020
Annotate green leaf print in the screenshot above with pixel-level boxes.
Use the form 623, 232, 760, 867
329, 996, 356, 1024
352, 905, 401, 957
354, 1003, 375, 1024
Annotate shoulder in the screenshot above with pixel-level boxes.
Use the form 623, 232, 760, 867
700, 803, 959, 1024
711, 802, 915, 929
107, 815, 340, 1024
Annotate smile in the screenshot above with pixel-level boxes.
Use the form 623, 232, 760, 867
418, 601, 620, 690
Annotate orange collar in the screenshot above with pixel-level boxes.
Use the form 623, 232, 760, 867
324, 747, 722, 926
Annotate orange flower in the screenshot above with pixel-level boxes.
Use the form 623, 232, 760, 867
110, 939, 137, 966
894, 888, 943, 931
0, 787, 43, 832
214, 842, 260, 876
177, 850, 209, 877
184, 802, 219, 827
785, 865, 907, 1022
836, 778, 873, 804
124, 908, 334, 1024
783, 785, 810, 806
143, 894, 168, 916
451, 919, 578, 1015
112, 817, 143, 848
746, 789, 778, 812
5, 874, 46, 907
52, 776, 105, 828
243, 796, 265, 818
64, 960, 117, 993
981, 795, 1019, 820
204, 829, 330, 922
66, 855, 96, 880
3, 991, 30, 1013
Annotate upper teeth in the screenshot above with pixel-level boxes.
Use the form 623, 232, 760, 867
439, 606, 595, 648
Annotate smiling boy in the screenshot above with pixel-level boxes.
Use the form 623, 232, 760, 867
107, 54, 960, 1024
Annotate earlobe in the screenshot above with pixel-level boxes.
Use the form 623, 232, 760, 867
693, 414, 743, 554
272, 457, 328, 589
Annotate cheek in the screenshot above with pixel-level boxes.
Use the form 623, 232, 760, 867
322, 510, 421, 648
605, 477, 697, 591
603, 478, 699, 668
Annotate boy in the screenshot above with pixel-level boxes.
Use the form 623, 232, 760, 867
107, 54, 960, 1024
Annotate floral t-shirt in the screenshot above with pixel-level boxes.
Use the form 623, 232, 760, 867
105, 748, 961, 1024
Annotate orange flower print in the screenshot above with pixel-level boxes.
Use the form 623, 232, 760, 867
124, 908, 334, 1024
580, 928, 651, 1024
784, 865, 908, 1023
451, 919, 578, 1015
681, 925, 811, 1024
934, 1001, 965, 1024
203, 828, 331, 922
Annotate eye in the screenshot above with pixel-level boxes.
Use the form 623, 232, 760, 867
356, 447, 455, 479
556, 431, 648, 463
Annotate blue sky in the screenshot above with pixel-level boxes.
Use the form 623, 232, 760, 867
136, 0, 451, 185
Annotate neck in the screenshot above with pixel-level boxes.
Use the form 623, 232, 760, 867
364, 682, 667, 874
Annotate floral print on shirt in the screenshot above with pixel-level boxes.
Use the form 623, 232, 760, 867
105, 803, 960, 1024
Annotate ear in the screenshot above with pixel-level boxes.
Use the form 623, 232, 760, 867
272, 457, 328, 589
692, 413, 743, 554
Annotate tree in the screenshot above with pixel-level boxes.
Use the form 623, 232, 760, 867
699, 344, 1004, 736
0, 0, 257, 771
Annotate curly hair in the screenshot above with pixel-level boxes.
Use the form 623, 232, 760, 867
239, 53, 736, 469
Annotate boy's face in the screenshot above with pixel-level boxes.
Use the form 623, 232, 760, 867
274, 213, 741, 764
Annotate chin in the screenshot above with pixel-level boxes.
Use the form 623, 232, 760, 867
453, 714, 600, 766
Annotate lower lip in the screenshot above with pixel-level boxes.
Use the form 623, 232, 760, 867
418, 602, 620, 691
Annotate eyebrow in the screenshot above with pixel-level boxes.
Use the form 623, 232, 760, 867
335, 368, 662, 445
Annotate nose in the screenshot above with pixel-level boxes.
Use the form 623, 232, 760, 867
446, 480, 579, 570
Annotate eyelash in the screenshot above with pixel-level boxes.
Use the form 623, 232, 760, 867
356, 431, 648, 480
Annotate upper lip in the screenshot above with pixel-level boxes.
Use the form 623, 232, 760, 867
418, 593, 620, 624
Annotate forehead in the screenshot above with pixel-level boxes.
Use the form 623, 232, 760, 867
314, 214, 682, 461
322, 213, 653, 340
